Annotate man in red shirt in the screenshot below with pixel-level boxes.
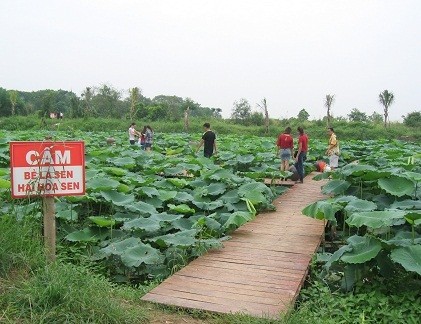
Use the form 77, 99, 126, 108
294, 126, 308, 183
276, 127, 294, 171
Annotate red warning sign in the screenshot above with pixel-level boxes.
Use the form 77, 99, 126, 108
10, 141, 85, 198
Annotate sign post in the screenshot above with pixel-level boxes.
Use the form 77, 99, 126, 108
10, 141, 85, 262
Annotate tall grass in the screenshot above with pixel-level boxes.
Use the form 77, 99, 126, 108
0, 215, 149, 323
1, 115, 420, 141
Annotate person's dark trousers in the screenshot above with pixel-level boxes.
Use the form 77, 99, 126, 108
295, 152, 306, 182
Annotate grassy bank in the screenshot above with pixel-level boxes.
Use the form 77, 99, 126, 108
1, 214, 420, 323
1, 115, 420, 141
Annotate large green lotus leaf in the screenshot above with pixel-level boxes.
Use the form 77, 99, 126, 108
167, 203, 195, 214
88, 177, 120, 191
174, 191, 194, 203
346, 210, 406, 229
208, 169, 236, 181
205, 183, 227, 196
0, 168, 8, 176
324, 245, 353, 270
341, 236, 382, 264
56, 209, 78, 221
150, 212, 183, 223
89, 216, 116, 227
401, 172, 421, 182
333, 196, 357, 205
378, 176, 415, 197
219, 189, 240, 204
167, 178, 189, 188
192, 199, 224, 211
360, 170, 392, 181
241, 189, 266, 205
237, 154, 255, 164
164, 166, 185, 176
151, 229, 197, 248
171, 218, 194, 230
322, 180, 351, 195
100, 190, 135, 206
344, 199, 377, 212
0, 178, 10, 189
222, 211, 255, 231
65, 227, 109, 242
100, 237, 141, 256
390, 199, 421, 210
340, 164, 376, 177
126, 201, 157, 215
121, 243, 164, 267
179, 163, 201, 172
122, 217, 161, 232
404, 211, 421, 225
157, 190, 178, 201
390, 245, 421, 275
103, 167, 128, 177
383, 231, 421, 247
302, 200, 341, 221
238, 182, 272, 198
193, 216, 222, 231
110, 157, 136, 168
140, 187, 160, 197
117, 183, 131, 193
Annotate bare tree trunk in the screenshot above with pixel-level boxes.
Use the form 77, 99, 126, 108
184, 107, 190, 131
258, 98, 269, 134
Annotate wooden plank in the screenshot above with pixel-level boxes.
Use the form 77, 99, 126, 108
142, 173, 327, 318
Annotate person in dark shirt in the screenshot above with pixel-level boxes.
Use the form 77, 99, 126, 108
294, 126, 309, 183
196, 122, 217, 157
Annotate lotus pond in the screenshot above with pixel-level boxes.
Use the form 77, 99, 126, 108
0, 130, 420, 287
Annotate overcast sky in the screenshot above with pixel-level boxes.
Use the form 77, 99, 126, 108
1, 0, 419, 120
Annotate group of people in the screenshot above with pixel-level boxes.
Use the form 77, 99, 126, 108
126, 122, 339, 184
128, 123, 154, 151
276, 126, 339, 183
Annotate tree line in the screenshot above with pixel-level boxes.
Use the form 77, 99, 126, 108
0, 84, 222, 121
0, 85, 420, 128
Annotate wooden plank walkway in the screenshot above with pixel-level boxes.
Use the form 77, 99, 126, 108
142, 173, 326, 318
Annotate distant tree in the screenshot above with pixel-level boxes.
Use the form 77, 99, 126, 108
369, 111, 383, 124
247, 111, 265, 126
211, 108, 222, 118
378, 90, 394, 128
231, 98, 251, 123
403, 111, 421, 128
184, 106, 190, 131
324, 94, 335, 127
93, 84, 123, 118
129, 87, 141, 120
41, 91, 56, 117
297, 108, 309, 121
8, 90, 18, 116
69, 94, 82, 118
81, 87, 95, 117
0, 87, 12, 116
257, 98, 269, 134
348, 108, 368, 122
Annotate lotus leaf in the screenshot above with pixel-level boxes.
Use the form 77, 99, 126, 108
344, 199, 377, 212
302, 200, 341, 222
0, 178, 10, 189
340, 236, 382, 264
89, 216, 116, 227
66, 227, 109, 242
126, 201, 157, 215
174, 191, 194, 203
322, 180, 351, 195
121, 243, 164, 267
390, 199, 421, 210
152, 229, 197, 248
157, 190, 178, 201
122, 217, 161, 232
100, 190, 135, 206
168, 203, 195, 214
88, 177, 120, 191
346, 210, 406, 229
390, 245, 421, 275
378, 175, 415, 197
100, 237, 141, 256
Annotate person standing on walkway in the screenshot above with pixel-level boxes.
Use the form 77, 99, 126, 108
294, 126, 308, 183
128, 123, 140, 145
276, 126, 294, 171
326, 127, 339, 170
196, 122, 217, 158
144, 125, 154, 151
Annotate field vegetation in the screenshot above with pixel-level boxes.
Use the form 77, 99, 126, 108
0, 120, 420, 322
